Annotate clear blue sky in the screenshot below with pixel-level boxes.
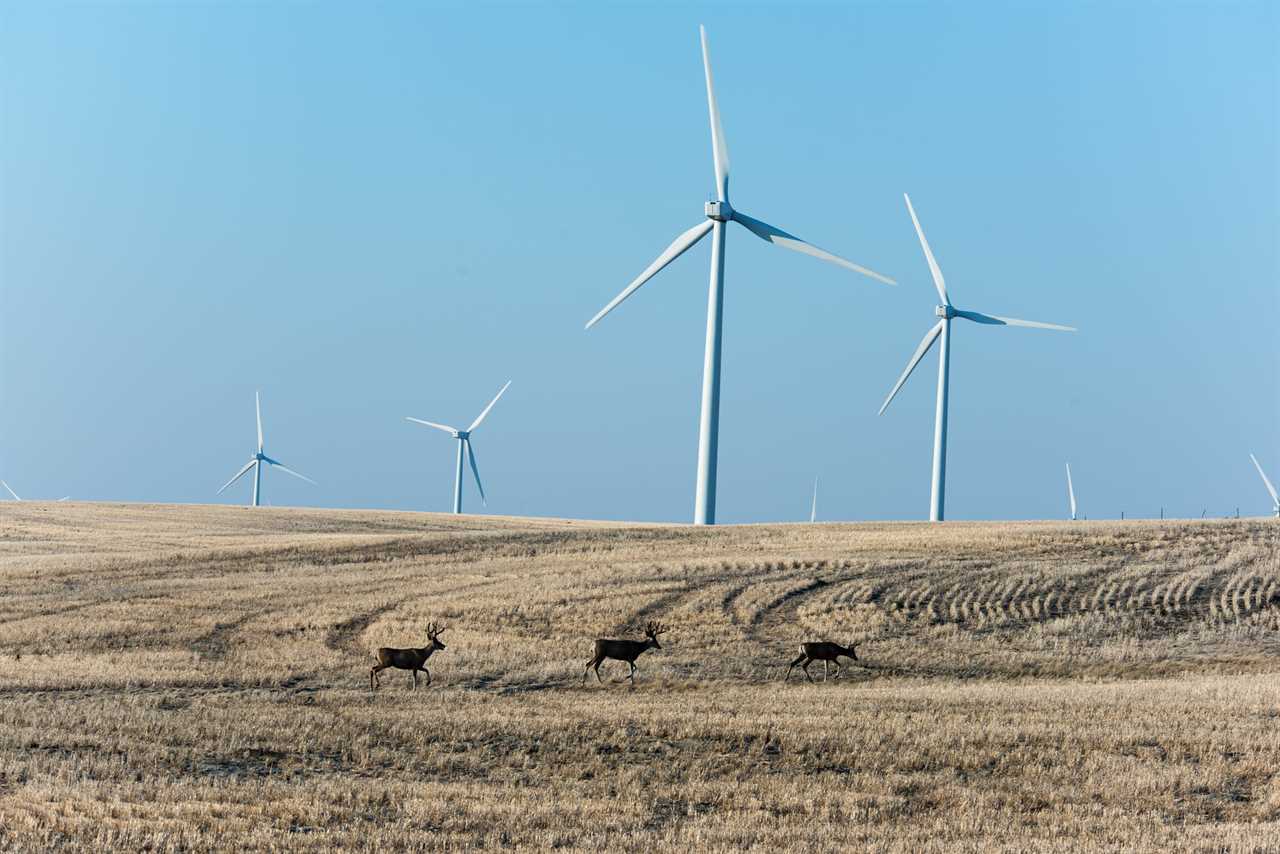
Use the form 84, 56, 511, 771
2, 2, 1277, 522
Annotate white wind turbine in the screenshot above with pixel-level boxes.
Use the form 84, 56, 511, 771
879, 194, 1076, 521
407, 381, 510, 514
1251, 453, 1279, 517
1066, 463, 1077, 521
586, 25, 894, 526
810, 477, 818, 523
1, 481, 69, 502
217, 391, 314, 507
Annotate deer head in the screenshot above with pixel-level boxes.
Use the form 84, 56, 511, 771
426, 622, 448, 651
644, 621, 668, 650
846, 642, 859, 661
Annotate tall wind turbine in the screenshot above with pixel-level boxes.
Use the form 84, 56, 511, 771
585, 26, 895, 526
1066, 463, 1077, 521
217, 391, 314, 507
1251, 453, 1279, 517
879, 194, 1076, 521
407, 381, 510, 514
809, 477, 818, 523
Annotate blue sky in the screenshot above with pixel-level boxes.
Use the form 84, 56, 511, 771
1, 2, 1276, 522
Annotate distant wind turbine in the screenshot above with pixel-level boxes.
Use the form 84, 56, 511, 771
810, 477, 818, 523
1, 481, 69, 502
1066, 463, 1077, 521
585, 26, 894, 526
878, 194, 1076, 521
407, 381, 510, 514
217, 391, 314, 507
1251, 453, 1279, 517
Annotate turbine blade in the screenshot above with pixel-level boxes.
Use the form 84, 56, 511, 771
1252, 453, 1279, 505
267, 460, 316, 485
1, 480, 20, 501
732, 211, 896, 285
1066, 463, 1077, 518
878, 321, 944, 415
700, 24, 730, 202
56, 496, 70, 502
903, 193, 948, 304
954, 310, 1076, 332
466, 439, 486, 506
406, 417, 459, 435
218, 460, 257, 494
586, 220, 713, 329
256, 391, 264, 452
468, 380, 511, 432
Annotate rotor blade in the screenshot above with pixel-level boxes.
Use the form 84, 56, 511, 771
878, 321, 944, 415
405, 417, 458, 435
466, 439, 486, 506
700, 24, 730, 202
954, 310, 1076, 332
903, 193, 948, 304
1252, 453, 1279, 505
732, 211, 896, 285
218, 460, 257, 494
56, 496, 70, 502
468, 380, 512, 432
256, 391, 264, 452
1066, 463, 1077, 518
1, 480, 19, 501
585, 220, 713, 329
266, 459, 316, 486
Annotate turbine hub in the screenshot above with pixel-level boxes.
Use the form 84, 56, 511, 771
455, 431, 469, 440
935, 305, 955, 319
704, 200, 732, 222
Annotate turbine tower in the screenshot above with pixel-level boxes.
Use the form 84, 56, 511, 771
1066, 463, 1077, 521
878, 194, 1076, 521
810, 477, 818, 523
218, 391, 315, 507
586, 26, 894, 526
407, 381, 510, 514
1251, 453, 1279, 517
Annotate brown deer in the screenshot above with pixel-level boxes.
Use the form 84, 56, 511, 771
370, 622, 447, 691
785, 641, 860, 682
582, 621, 668, 685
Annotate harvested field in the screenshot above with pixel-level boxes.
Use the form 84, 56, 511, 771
0, 503, 1277, 851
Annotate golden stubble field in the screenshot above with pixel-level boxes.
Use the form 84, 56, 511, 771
0, 503, 1277, 852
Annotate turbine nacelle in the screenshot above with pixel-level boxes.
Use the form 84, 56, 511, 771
704, 200, 732, 222
453, 430, 469, 440
935, 304, 955, 319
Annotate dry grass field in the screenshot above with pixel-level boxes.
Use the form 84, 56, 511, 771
1, 503, 1278, 851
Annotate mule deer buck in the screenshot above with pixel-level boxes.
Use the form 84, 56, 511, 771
582, 621, 668, 685
370, 622, 447, 691
785, 641, 860, 682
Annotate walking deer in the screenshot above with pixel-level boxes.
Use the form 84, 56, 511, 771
582, 621, 668, 684
370, 622, 447, 691
785, 641, 860, 682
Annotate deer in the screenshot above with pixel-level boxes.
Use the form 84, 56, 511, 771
370, 622, 447, 691
785, 641, 861, 682
582, 620, 668, 685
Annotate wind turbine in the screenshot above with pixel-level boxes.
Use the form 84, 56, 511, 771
1251, 453, 1279, 517
585, 26, 895, 526
217, 391, 314, 507
406, 381, 510, 514
1, 481, 69, 501
1066, 463, 1077, 521
878, 194, 1076, 521
809, 477, 818, 523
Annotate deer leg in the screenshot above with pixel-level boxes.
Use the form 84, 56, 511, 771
421, 666, 431, 687
832, 662, 841, 680
594, 659, 605, 684
786, 653, 807, 681
370, 664, 386, 691
628, 661, 637, 683
823, 660, 830, 681
802, 660, 814, 683
411, 669, 418, 691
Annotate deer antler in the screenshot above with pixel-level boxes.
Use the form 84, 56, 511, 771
645, 621, 668, 637
426, 621, 444, 638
